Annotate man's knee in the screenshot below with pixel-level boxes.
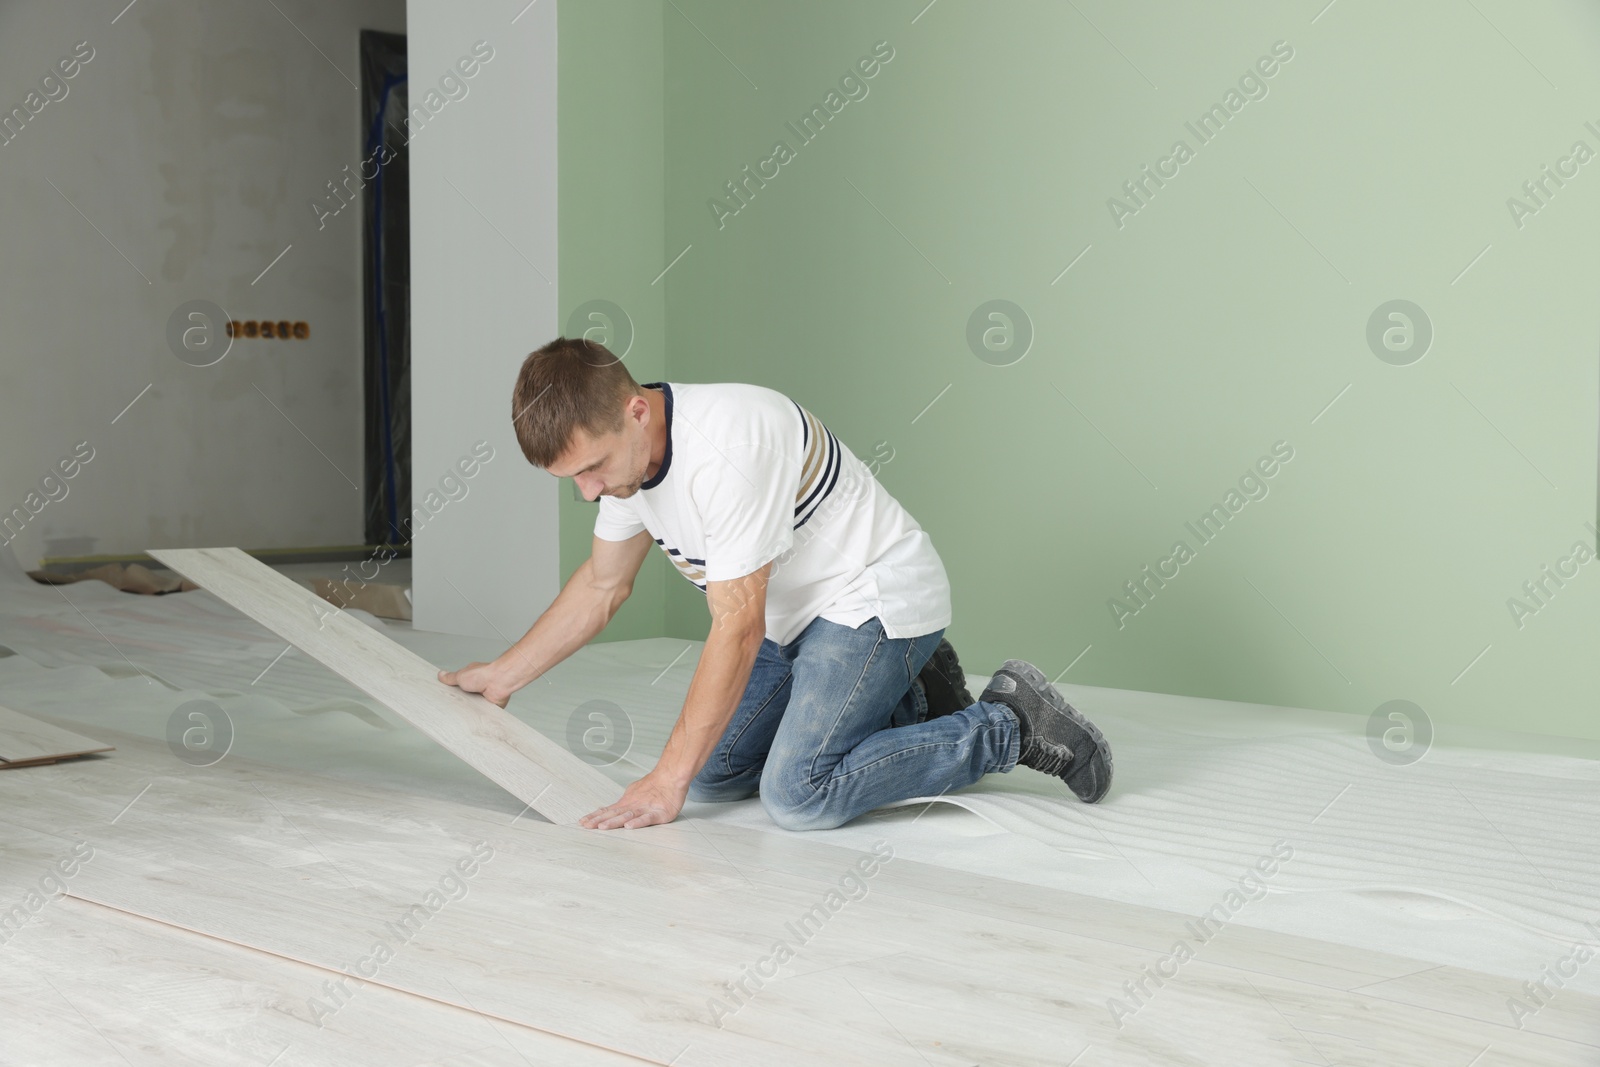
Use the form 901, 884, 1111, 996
760, 791, 838, 831
757, 772, 845, 831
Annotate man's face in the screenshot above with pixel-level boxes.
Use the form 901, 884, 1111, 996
550, 423, 647, 501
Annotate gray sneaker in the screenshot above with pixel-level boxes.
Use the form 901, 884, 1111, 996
917, 637, 974, 720
981, 659, 1113, 803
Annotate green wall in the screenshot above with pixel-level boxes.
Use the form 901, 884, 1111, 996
564, 1, 1600, 742
556, 0, 670, 641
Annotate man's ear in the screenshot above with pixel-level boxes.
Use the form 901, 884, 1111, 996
626, 392, 650, 427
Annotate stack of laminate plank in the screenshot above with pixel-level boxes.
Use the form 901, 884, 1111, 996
0, 704, 113, 769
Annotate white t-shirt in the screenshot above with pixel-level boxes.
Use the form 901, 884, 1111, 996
593, 382, 951, 646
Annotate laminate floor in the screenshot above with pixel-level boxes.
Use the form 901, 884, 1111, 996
4, 725, 1596, 1066
2, 549, 1598, 1063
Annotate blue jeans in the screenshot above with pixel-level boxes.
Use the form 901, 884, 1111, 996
686, 615, 1023, 830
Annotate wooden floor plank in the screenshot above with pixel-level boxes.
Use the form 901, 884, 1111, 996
0, 703, 113, 764
0, 827, 653, 1067
62, 833, 1600, 1067
22, 731, 1587, 1067
12, 724, 1597, 1066
145, 546, 615, 824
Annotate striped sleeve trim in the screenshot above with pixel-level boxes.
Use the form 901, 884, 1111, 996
792, 402, 841, 530
654, 537, 708, 587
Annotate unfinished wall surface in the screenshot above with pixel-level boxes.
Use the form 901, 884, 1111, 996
0, 0, 405, 568
405, 0, 564, 642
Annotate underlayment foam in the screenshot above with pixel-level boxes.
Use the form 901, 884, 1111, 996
1, 570, 1596, 998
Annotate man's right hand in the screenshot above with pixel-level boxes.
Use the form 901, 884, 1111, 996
438, 661, 516, 708
433, 533, 652, 711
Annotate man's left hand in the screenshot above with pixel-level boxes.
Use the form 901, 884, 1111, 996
580, 770, 688, 830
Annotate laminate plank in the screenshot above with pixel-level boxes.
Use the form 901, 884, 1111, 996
0, 755, 63, 768
53, 784, 1599, 1067
0, 703, 113, 763
0, 722, 1519, 1001
14, 726, 1597, 1066
145, 547, 614, 824
65, 844, 1600, 1067
1346, 963, 1600, 1050
0, 870, 652, 1064
64, 864, 899, 1067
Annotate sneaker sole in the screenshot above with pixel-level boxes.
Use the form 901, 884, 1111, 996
997, 658, 1114, 802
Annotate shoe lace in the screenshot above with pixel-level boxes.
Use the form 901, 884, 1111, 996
1023, 736, 1076, 779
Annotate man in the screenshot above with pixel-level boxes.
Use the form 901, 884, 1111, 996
439, 338, 1113, 831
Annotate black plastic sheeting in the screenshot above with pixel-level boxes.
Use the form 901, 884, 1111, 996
359, 29, 411, 548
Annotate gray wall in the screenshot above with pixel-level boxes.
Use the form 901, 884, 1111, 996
0, 0, 405, 568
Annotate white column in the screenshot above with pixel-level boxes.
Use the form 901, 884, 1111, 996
406, 0, 560, 639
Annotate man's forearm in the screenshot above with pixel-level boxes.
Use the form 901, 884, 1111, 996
496, 562, 627, 687
652, 624, 764, 788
